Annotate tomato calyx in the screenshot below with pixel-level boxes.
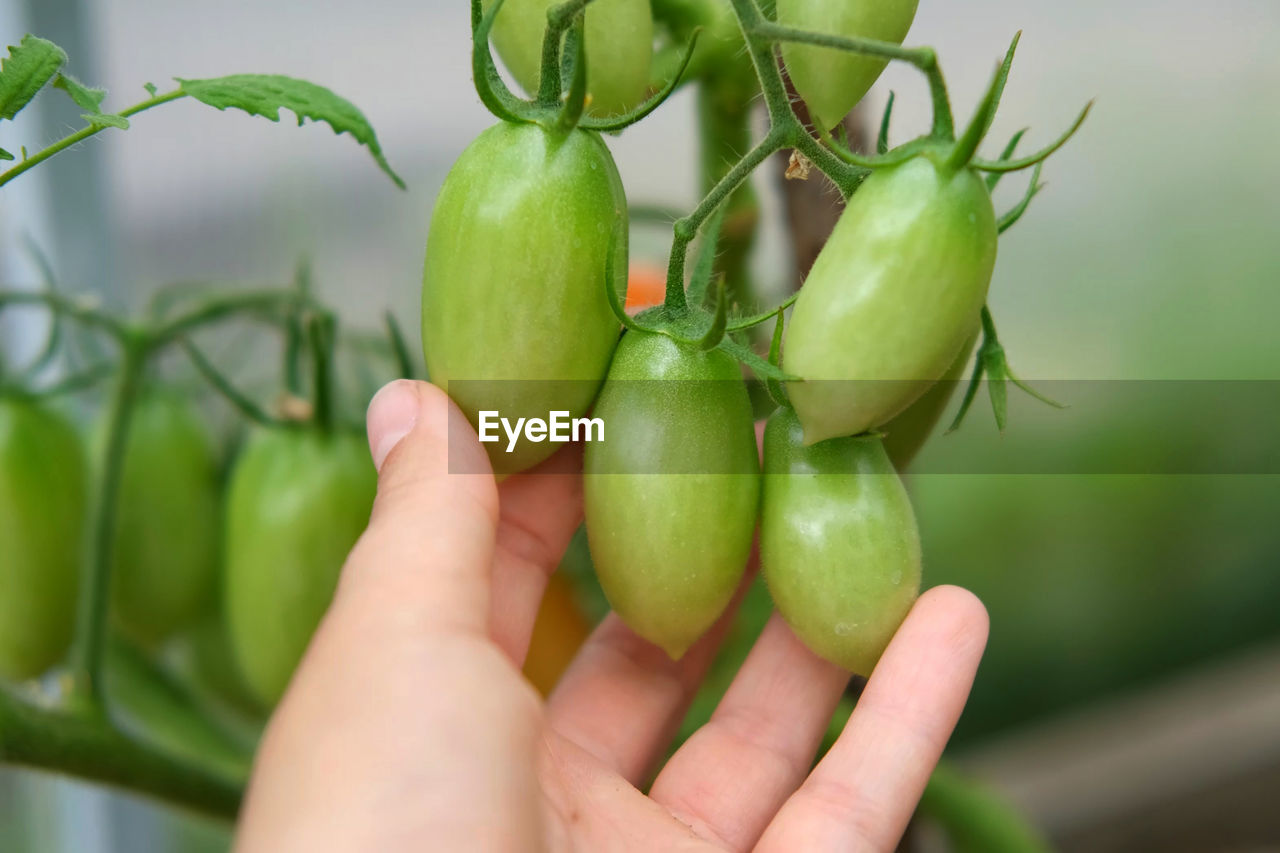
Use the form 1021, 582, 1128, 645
947, 306, 1065, 434
812, 31, 1091, 183
471, 0, 700, 135
601, 209, 797, 384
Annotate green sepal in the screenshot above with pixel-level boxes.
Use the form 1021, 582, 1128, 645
384, 310, 415, 380
718, 335, 797, 383
986, 127, 1027, 192
726, 290, 798, 332
997, 162, 1044, 234
876, 91, 895, 155
579, 28, 700, 133
970, 100, 1093, 174
945, 32, 1020, 172
764, 307, 789, 407
947, 306, 1064, 433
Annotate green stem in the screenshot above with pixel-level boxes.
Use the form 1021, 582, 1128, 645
152, 289, 307, 343
0, 686, 243, 819
538, 0, 593, 105
67, 339, 147, 710
0, 90, 186, 188
665, 132, 782, 312
308, 312, 337, 432
0, 290, 129, 341
750, 22, 953, 139
696, 81, 759, 306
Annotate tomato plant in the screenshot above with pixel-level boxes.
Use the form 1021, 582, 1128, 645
584, 330, 760, 658
0, 397, 86, 681
777, 0, 918, 130
0, 2, 1087, 840
103, 393, 221, 647
224, 426, 376, 707
760, 406, 921, 675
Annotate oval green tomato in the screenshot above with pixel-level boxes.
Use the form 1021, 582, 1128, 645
778, 0, 918, 131
785, 156, 997, 444
0, 397, 86, 680
224, 427, 375, 707
760, 407, 921, 675
882, 328, 978, 470
423, 122, 626, 476
104, 394, 221, 646
584, 331, 760, 659
486, 0, 653, 117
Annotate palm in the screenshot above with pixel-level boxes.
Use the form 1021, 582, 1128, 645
236, 385, 986, 853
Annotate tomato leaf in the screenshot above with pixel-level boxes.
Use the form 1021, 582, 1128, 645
0, 35, 67, 121
52, 75, 131, 130
83, 112, 130, 130
0, 147, 13, 161
176, 74, 405, 189
53, 73, 104, 112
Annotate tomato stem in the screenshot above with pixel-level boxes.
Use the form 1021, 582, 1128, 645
67, 339, 146, 710
0, 90, 185, 189
538, 0, 594, 106
0, 685, 244, 818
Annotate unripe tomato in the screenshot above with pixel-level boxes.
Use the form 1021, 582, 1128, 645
760, 406, 921, 675
485, 0, 653, 117
103, 394, 220, 647
785, 156, 996, 444
224, 427, 375, 707
882, 329, 978, 470
423, 121, 626, 476
584, 331, 760, 659
777, 0, 918, 131
0, 397, 86, 680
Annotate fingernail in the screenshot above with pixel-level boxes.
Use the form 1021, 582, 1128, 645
367, 380, 419, 471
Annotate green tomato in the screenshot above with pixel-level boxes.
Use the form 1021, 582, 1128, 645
103, 394, 221, 647
777, 0, 918, 131
583, 331, 760, 659
423, 121, 626, 476
882, 329, 978, 470
0, 397, 86, 681
760, 406, 921, 675
486, 0, 653, 117
224, 427, 375, 707
785, 155, 997, 444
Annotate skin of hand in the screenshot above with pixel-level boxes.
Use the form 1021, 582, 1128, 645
234, 379, 989, 852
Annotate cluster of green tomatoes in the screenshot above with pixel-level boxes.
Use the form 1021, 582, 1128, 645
0, 385, 375, 708
425, 0, 1084, 672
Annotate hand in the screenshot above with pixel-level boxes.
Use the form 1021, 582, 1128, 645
234, 380, 989, 852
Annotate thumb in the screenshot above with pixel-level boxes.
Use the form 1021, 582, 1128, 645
336, 378, 499, 636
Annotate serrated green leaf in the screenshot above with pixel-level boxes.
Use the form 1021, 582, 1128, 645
0, 147, 12, 161
54, 73, 105, 113
0, 35, 67, 120
176, 74, 404, 188
83, 112, 129, 130
144, 82, 157, 97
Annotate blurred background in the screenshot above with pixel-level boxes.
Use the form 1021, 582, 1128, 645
1, 0, 1278, 850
